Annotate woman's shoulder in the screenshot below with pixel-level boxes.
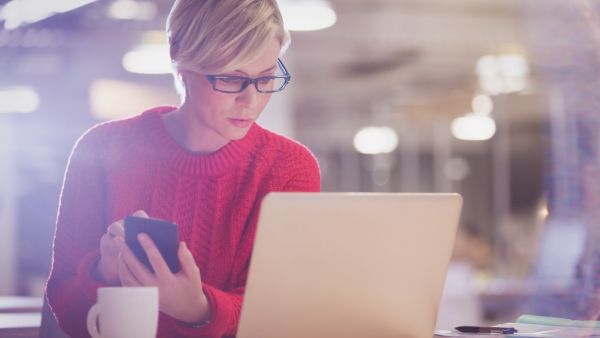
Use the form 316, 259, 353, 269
77, 106, 173, 147
255, 124, 317, 162
254, 124, 320, 174
254, 125, 321, 190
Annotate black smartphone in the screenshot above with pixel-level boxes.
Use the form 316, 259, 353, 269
124, 215, 181, 273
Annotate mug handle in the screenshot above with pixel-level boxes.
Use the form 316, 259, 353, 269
86, 303, 102, 338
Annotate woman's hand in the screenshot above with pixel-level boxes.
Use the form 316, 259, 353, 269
116, 233, 211, 324
95, 210, 148, 285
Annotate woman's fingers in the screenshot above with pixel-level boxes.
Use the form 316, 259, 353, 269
107, 220, 125, 239
107, 210, 148, 239
97, 234, 121, 284
137, 233, 172, 280
178, 242, 201, 282
98, 212, 151, 285
98, 220, 127, 285
118, 253, 142, 287
100, 233, 120, 254
115, 238, 156, 286
106, 210, 148, 242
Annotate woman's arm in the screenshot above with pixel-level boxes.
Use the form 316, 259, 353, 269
46, 128, 109, 338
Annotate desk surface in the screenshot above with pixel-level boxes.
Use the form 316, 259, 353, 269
0, 313, 41, 329
0, 297, 43, 338
0, 297, 43, 314
0, 313, 41, 338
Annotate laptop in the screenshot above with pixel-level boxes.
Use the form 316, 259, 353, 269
237, 193, 463, 338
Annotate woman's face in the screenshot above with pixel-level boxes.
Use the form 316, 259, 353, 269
180, 37, 281, 145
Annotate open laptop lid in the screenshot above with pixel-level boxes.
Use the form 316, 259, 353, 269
238, 193, 463, 338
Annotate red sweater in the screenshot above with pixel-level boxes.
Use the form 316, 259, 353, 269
46, 106, 321, 338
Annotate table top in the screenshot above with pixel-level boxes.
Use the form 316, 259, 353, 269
0, 297, 43, 338
0, 312, 41, 338
0, 313, 41, 329
0, 297, 43, 314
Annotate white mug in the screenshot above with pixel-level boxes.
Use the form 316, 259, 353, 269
86, 286, 159, 338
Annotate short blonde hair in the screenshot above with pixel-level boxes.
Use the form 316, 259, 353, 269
166, 0, 290, 75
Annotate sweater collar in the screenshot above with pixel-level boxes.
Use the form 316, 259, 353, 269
141, 106, 261, 176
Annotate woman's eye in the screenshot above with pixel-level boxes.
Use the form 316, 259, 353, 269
258, 77, 274, 85
220, 77, 244, 84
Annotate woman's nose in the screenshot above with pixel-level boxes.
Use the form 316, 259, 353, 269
235, 83, 259, 108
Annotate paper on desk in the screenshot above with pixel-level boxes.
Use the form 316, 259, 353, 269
504, 322, 600, 337
516, 314, 600, 328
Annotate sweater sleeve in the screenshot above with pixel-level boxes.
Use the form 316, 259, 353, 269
170, 144, 321, 337
45, 127, 110, 338
168, 284, 244, 337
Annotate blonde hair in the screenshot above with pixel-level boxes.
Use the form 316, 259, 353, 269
166, 0, 290, 75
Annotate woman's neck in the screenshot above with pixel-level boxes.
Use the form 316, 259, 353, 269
162, 107, 230, 154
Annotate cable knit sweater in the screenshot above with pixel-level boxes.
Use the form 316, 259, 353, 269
46, 106, 321, 338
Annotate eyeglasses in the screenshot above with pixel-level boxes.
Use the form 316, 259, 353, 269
205, 58, 291, 94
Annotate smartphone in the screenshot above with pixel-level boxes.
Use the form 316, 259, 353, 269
124, 215, 181, 273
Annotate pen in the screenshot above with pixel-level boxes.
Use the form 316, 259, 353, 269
455, 326, 518, 334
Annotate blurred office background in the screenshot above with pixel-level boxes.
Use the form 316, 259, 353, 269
1, 0, 599, 328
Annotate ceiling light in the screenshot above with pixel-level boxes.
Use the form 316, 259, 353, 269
503, 77, 527, 93
0, 86, 39, 114
498, 54, 530, 78
107, 0, 157, 21
475, 55, 498, 78
123, 45, 171, 74
475, 53, 530, 95
451, 114, 496, 141
1, 0, 97, 30
122, 31, 171, 74
353, 126, 398, 155
278, 0, 337, 31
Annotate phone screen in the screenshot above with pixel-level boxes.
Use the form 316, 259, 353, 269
124, 216, 181, 273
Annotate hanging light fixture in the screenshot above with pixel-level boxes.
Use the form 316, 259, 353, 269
0, 86, 39, 114
353, 126, 399, 155
277, 0, 337, 31
107, 0, 157, 21
450, 93, 497, 142
1, 0, 98, 30
475, 53, 530, 95
122, 31, 171, 75
451, 114, 496, 141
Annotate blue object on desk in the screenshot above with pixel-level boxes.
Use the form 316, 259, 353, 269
455, 325, 518, 334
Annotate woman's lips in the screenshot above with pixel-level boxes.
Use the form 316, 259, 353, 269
228, 118, 253, 128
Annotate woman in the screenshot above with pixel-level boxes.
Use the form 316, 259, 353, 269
45, 0, 321, 337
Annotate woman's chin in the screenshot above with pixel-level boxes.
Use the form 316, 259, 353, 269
226, 124, 253, 141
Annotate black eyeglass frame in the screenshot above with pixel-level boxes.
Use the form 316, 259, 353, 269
205, 58, 291, 94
